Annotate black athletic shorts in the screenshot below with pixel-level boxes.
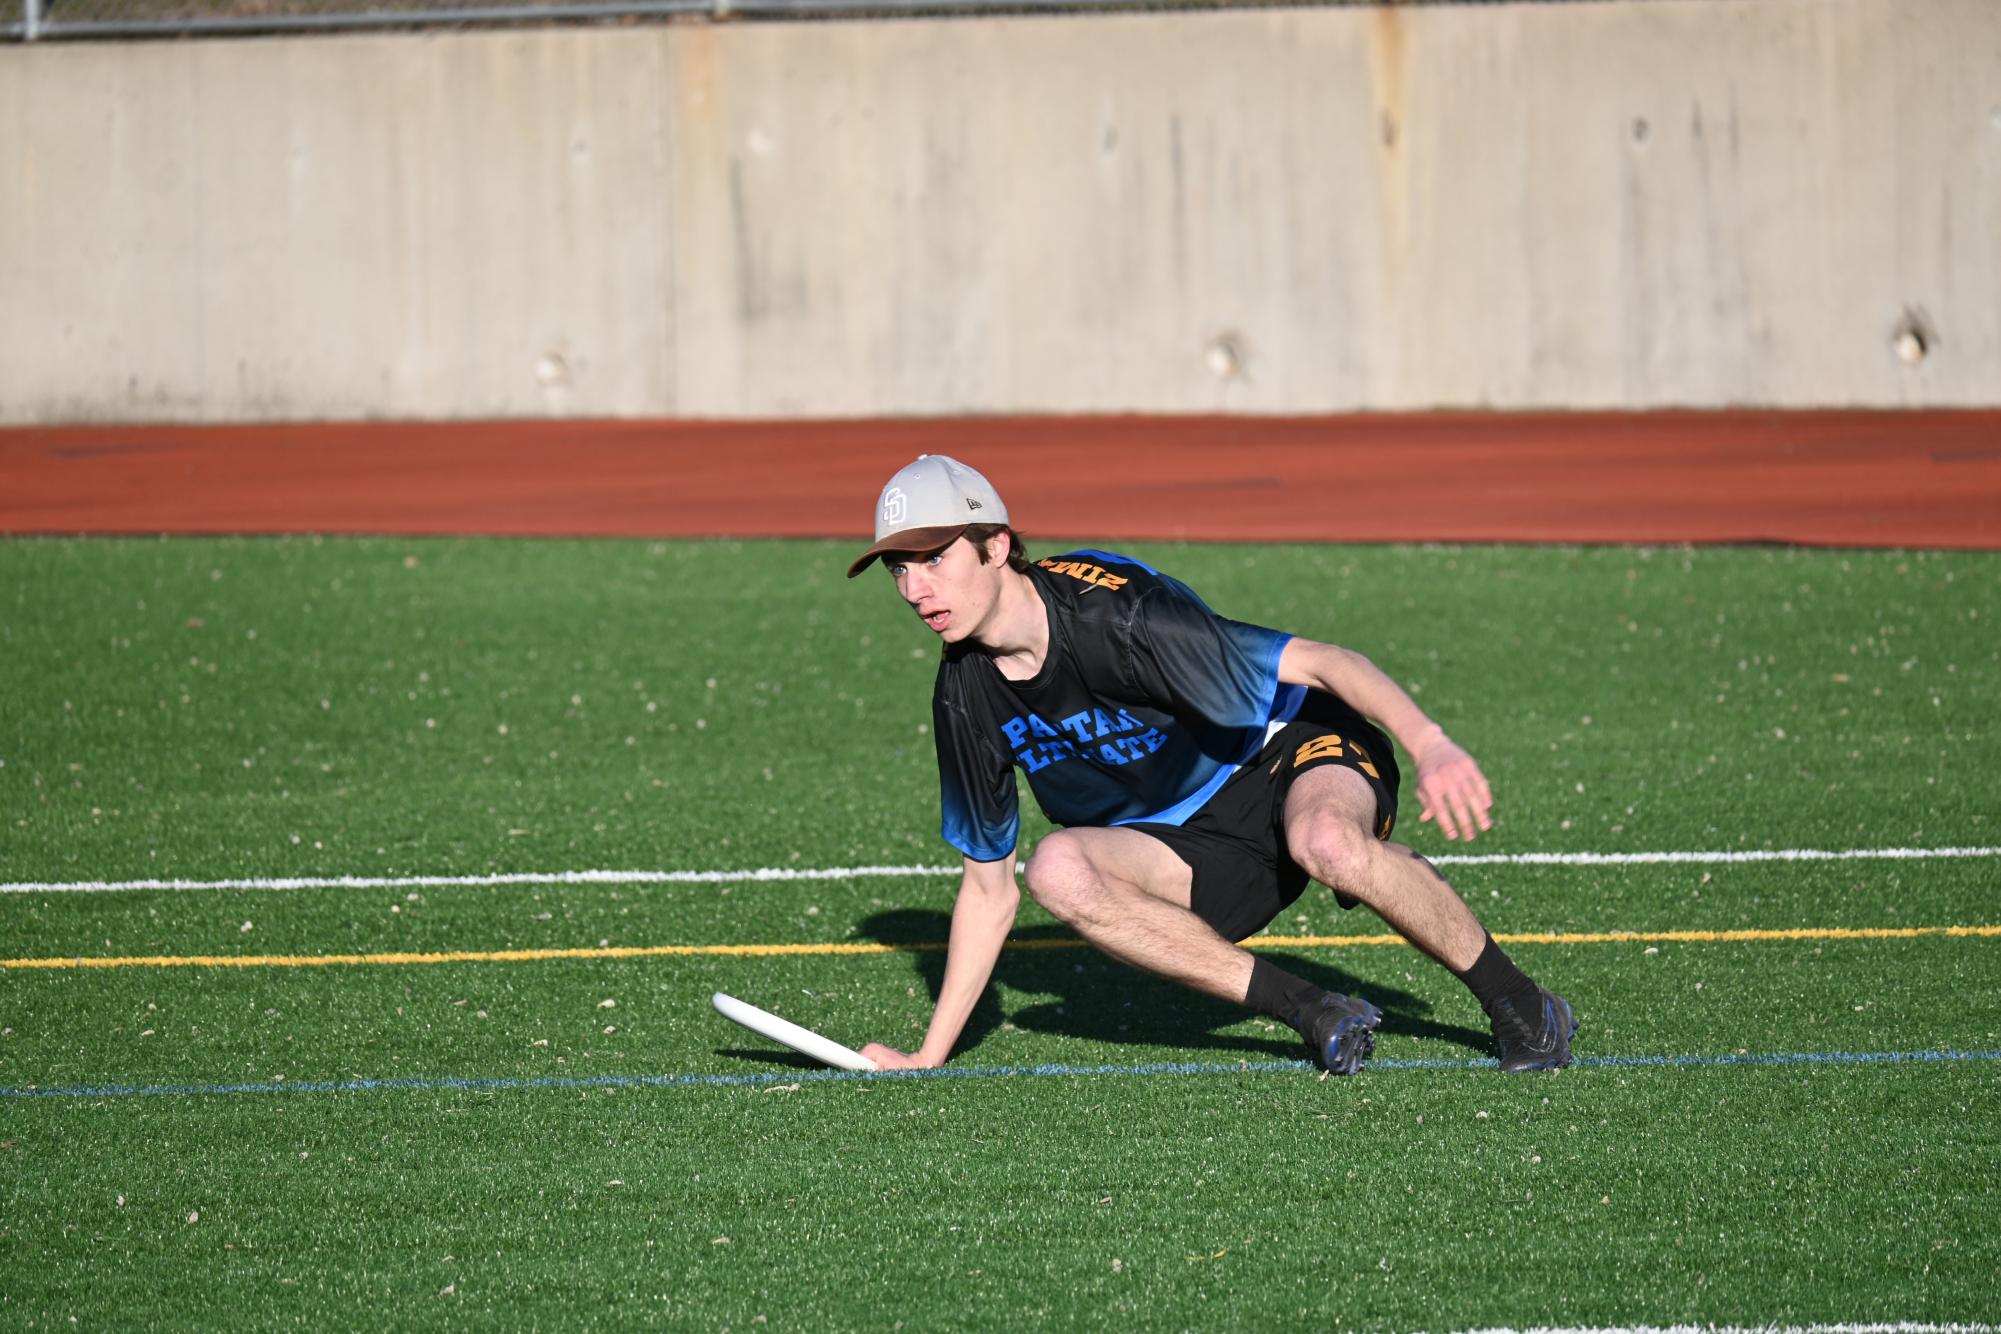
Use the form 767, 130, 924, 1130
1126, 715, 1401, 944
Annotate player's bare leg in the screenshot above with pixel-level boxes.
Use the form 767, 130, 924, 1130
1023, 824, 1386, 1074
1021, 827, 1255, 1003
1284, 765, 1575, 1070
1281, 766, 1487, 971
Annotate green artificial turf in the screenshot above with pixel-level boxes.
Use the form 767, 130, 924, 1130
10, 1062, 1998, 1330
3, 536, 1998, 1329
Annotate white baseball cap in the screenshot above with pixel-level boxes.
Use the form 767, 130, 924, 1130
847, 455, 1010, 578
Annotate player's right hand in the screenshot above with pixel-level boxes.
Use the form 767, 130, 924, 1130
860, 1042, 938, 1070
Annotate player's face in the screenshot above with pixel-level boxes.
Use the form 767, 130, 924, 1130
885, 536, 1005, 644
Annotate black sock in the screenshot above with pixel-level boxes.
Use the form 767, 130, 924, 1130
1245, 956, 1326, 1038
1454, 931, 1542, 1020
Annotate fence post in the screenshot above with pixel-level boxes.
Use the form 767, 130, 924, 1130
23, 0, 39, 40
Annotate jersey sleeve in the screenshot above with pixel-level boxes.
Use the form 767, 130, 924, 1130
933, 688, 1019, 863
1126, 583, 1292, 730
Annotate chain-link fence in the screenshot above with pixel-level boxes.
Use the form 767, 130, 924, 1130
3, 0, 1688, 42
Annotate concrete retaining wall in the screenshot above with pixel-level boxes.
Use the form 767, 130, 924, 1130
2, 0, 1996, 421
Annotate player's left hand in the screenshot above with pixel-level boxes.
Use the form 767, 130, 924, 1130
1412, 734, 1494, 842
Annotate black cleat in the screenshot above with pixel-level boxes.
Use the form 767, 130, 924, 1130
1305, 992, 1384, 1076
1490, 988, 1576, 1073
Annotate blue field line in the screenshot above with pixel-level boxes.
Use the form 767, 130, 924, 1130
5, 1046, 1999, 1102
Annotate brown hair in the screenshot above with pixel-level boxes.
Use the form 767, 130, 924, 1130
965, 523, 1032, 574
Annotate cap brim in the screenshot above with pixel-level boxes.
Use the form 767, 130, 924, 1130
845, 525, 972, 579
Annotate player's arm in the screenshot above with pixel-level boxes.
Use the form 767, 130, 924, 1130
860, 851, 1020, 1070
1277, 637, 1494, 842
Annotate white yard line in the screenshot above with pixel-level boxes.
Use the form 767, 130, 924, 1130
2, 846, 1997, 895
0, 865, 954, 895
1443, 1326, 1997, 1334
1429, 846, 2001, 867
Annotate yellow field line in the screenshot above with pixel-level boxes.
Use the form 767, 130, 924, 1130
1488, 925, 2001, 946
3, 923, 1997, 972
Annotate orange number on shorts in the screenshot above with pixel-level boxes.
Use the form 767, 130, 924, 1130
1294, 735, 1345, 766
1295, 733, 1381, 779
1349, 740, 1382, 780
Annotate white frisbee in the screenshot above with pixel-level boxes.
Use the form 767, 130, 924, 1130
712, 992, 879, 1072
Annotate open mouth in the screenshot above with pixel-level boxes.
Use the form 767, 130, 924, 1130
920, 607, 950, 632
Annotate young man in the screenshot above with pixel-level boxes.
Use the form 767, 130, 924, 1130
847, 454, 1574, 1076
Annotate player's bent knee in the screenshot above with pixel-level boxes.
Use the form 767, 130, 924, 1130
1023, 832, 1109, 922
1290, 816, 1381, 900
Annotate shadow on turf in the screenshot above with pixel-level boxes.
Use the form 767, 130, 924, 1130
852, 909, 1492, 1062
714, 1047, 830, 1072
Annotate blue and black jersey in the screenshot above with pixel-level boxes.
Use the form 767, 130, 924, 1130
931, 550, 1386, 862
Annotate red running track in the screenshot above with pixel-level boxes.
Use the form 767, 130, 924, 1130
2, 411, 1996, 548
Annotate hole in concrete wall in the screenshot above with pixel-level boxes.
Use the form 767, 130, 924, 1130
1631, 116, 1650, 144
535, 352, 572, 387
1891, 309, 1937, 367
1204, 332, 1248, 381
